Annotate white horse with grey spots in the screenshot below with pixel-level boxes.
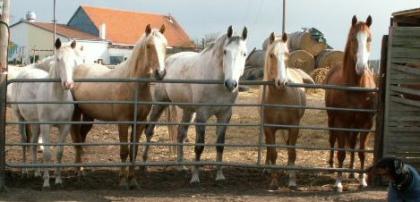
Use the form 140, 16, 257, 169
11, 39, 84, 189
144, 26, 248, 184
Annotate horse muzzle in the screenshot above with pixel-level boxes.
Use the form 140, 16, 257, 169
154, 69, 166, 80
274, 79, 287, 89
224, 79, 238, 92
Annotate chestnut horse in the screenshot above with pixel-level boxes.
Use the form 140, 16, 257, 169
261, 32, 314, 190
325, 15, 377, 192
71, 25, 167, 189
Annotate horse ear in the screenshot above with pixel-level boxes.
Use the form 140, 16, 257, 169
366, 15, 372, 27
282, 33, 288, 42
242, 27, 248, 40
269, 32, 276, 44
55, 38, 61, 50
145, 24, 152, 35
227, 25, 233, 38
159, 24, 166, 34
80, 46, 84, 51
352, 15, 358, 26
71, 40, 76, 49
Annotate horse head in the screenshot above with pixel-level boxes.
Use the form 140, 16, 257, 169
347, 15, 373, 76
265, 32, 289, 88
143, 24, 167, 80
54, 39, 84, 90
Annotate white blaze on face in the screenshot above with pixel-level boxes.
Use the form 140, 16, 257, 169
223, 39, 247, 85
275, 42, 288, 86
57, 47, 82, 90
152, 33, 167, 74
356, 31, 370, 75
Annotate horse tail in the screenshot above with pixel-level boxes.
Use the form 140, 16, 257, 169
167, 105, 178, 154
295, 68, 315, 84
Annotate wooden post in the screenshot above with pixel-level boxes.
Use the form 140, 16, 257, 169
0, 0, 10, 192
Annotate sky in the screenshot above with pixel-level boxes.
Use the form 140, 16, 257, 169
9, 0, 420, 59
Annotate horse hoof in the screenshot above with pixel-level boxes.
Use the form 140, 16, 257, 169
269, 182, 279, 191
288, 185, 298, 191
42, 185, 51, 191
55, 178, 63, 186
215, 173, 225, 182
128, 179, 139, 190
34, 170, 41, 178
190, 176, 200, 184
119, 180, 129, 190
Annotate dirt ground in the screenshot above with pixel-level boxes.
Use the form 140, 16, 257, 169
2, 87, 387, 201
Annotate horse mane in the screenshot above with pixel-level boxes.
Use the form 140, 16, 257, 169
35, 55, 55, 71
201, 35, 242, 58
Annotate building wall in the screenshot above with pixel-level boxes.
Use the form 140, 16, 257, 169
76, 40, 109, 64
67, 8, 98, 36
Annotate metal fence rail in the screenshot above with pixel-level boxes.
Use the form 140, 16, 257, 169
2, 77, 378, 185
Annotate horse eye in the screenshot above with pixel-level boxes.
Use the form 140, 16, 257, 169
243, 53, 247, 57
270, 53, 274, 58
223, 50, 227, 55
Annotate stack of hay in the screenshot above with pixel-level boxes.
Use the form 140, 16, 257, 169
242, 28, 345, 82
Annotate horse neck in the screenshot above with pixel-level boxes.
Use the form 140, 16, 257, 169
199, 38, 225, 79
125, 38, 150, 78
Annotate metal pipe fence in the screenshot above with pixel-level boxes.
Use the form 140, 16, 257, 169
2, 78, 378, 178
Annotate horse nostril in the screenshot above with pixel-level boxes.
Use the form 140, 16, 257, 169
224, 81, 228, 88
233, 81, 238, 88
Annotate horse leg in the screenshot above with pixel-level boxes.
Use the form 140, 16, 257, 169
287, 128, 299, 189
335, 131, 347, 193
30, 124, 41, 177
214, 109, 232, 182
55, 124, 70, 186
190, 112, 209, 184
128, 124, 145, 189
358, 132, 369, 188
40, 124, 51, 189
327, 118, 335, 168
17, 116, 28, 177
143, 104, 168, 164
176, 110, 193, 171
264, 127, 278, 190
80, 114, 93, 143
348, 132, 357, 179
70, 107, 84, 177
118, 124, 130, 189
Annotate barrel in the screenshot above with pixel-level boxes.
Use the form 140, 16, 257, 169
315, 50, 344, 69
287, 50, 315, 74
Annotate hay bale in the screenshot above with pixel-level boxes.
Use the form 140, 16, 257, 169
310, 67, 330, 84
241, 67, 264, 80
287, 50, 315, 74
246, 50, 265, 68
316, 50, 344, 69
287, 31, 327, 56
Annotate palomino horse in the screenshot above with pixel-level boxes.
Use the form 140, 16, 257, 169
144, 26, 248, 184
12, 39, 83, 188
325, 15, 376, 192
261, 33, 314, 189
71, 25, 167, 189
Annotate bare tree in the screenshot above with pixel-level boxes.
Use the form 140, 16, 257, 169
194, 32, 220, 49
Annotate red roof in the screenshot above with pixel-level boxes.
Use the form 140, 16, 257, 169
30, 22, 100, 40
80, 5, 195, 48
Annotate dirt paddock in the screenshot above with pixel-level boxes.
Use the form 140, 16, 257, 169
2, 87, 387, 201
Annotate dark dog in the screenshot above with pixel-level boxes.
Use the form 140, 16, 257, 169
368, 157, 420, 202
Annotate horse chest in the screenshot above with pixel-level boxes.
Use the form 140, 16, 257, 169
262, 88, 305, 124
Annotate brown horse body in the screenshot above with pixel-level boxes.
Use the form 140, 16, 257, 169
71, 25, 167, 189
325, 16, 376, 192
261, 33, 314, 189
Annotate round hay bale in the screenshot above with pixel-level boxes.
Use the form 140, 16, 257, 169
315, 50, 344, 69
246, 50, 265, 67
241, 67, 264, 81
310, 67, 330, 84
288, 31, 327, 56
287, 50, 315, 74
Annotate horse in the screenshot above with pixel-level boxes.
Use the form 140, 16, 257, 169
143, 26, 248, 184
324, 15, 377, 192
70, 24, 167, 189
11, 39, 83, 188
261, 32, 315, 190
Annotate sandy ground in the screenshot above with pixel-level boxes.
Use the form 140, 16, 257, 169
2, 87, 387, 201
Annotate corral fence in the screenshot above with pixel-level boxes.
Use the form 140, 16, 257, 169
1, 78, 382, 185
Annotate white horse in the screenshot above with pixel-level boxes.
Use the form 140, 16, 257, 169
144, 26, 248, 184
12, 39, 84, 188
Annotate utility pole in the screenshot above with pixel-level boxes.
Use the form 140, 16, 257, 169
0, 0, 10, 192
53, 0, 56, 52
282, 0, 286, 34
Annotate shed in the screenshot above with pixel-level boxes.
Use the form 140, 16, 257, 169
381, 8, 420, 169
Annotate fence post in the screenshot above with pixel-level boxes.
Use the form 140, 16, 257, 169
0, 0, 10, 192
